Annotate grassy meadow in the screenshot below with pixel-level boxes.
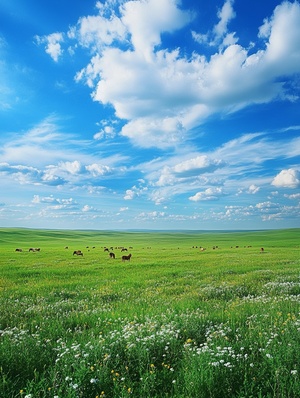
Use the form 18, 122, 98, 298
0, 228, 299, 398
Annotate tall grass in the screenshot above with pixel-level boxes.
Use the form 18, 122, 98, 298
0, 228, 299, 397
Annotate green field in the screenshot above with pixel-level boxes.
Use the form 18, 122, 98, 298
0, 228, 299, 398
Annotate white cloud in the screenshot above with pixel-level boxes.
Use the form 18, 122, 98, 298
32, 195, 76, 208
71, 1, 300, 148
121, 115, 186, 148
35, 32, 64, 62
192, 0, 237, 48
173, 156, 224, 175
260, 1, 300, 75
94, 125, 116, 140
189, 187, 224, 201
85, 163, 112, 176
255, 201, 274, 209
156, 155, 223, 186
284, 193, 300, 200
138, 211, 166, 219
124, 189, 135, 200
248, 184, 260, 194
59, 160, 82, 175
32, 195, 58, 204
121, 0, 192, 60
77, 13, 126, 50
271, 168, 300, 188
82, 204, 94, 212
213, 0, 236, 43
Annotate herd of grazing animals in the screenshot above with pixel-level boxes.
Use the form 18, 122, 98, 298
14, 244, 265, 263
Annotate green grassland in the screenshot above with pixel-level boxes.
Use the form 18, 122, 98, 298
0, 228, 299, 398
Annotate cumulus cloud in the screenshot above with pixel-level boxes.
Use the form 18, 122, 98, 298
59, 160, 82, 175
121, 0, 192, 60
156, 155, 223, 186
32, 195, 77, 208
271, 168, 300, 188
39, 1, 300, 150
248, 184, 260, 194
138, 210, 166, 219
35, 32, 64, 62
0, 162, 66, 186
82, 204, 95, 212
189, 187, 224, 201
85, 163, 112, 176
284, 193, 300, 200
124, 189, 135, 200
32, 195, 58, 204
193, 0, 237, 48
123, 183, 148, 200
64, 1, 300, 148
94, 125, 116, 140
173, 156, 224, 176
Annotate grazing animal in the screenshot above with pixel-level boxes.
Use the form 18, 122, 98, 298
121, 248, 128, 252
122, 253, 132, 262
73, 250, 83, 256
15, 248, 22, 252
104, 248, 109, 252
29, 248, 40, 252
109, 252, 116, 259
65, 246, 69, 249
260, 247, 264, 253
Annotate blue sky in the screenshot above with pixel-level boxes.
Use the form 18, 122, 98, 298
0, 0, 299, 230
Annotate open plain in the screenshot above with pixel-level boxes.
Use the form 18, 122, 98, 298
0, 228, 299, 398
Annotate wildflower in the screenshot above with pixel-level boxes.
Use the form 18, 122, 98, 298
291, 370, 297, 375
24, 395, 32, 398
266, 353, 273, 359
90, 378, 98, 384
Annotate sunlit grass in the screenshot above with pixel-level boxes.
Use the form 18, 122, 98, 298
0, 228, 299, 397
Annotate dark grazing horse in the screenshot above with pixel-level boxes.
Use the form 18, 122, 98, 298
122, 253, 132, 262
73, 250, 83, 256
109, 252, 116, 259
